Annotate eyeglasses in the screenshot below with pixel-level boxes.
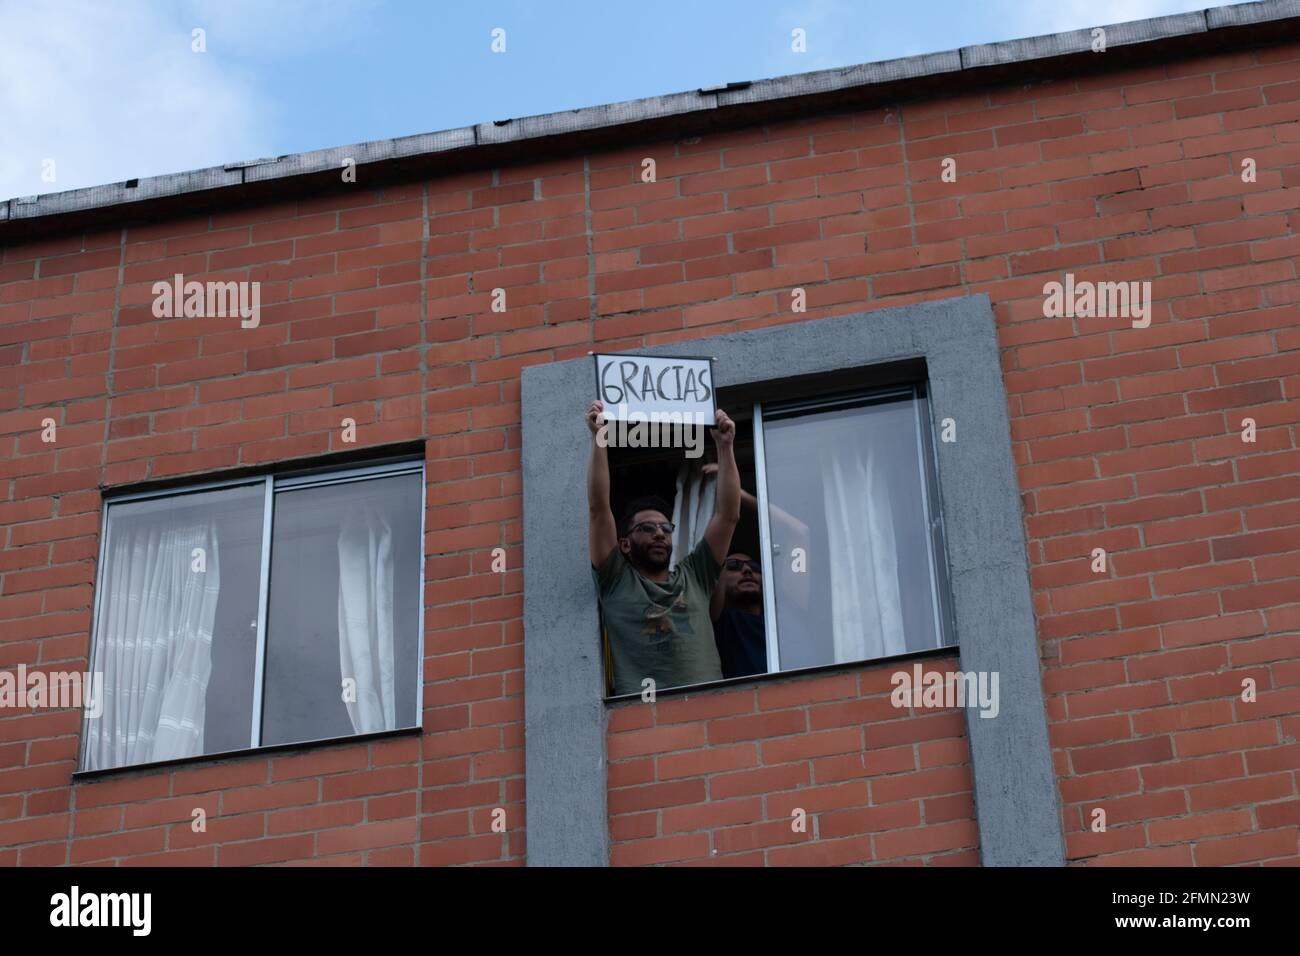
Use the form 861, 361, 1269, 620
724, 558, 762, 573
632, 521, 675, 536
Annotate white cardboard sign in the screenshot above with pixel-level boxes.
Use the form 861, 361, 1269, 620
592, 353, 716, 422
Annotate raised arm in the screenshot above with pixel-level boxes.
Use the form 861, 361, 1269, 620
587, 401, 618, 567
709, 569, 727, 622
705, 465, 813, 610
702, 408, 740, 565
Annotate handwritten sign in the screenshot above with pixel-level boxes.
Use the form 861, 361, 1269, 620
593, 353, 715, 422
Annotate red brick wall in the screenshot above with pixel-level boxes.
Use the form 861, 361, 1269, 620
2, 39, 1299, 865
607, 661, 977, 866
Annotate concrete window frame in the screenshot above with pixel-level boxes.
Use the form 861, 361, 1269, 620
522, 294, 1064, 866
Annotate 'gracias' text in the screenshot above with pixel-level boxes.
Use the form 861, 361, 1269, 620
598, 358, 713, 406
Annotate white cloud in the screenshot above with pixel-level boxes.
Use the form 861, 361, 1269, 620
0, 0, 375, 200
0, 0, 266, 199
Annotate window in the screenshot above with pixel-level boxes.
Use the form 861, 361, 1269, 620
600, 377, 953, 696
752, 384, 953, 672
80, 457, 424, 772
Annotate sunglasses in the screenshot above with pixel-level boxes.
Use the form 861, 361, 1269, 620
725, 558, 762, 573
631, 521, 675, 536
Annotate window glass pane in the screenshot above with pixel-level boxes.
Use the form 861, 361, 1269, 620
261, 472, 422, 747
761, 395, 942, 670
82, 483, 265, 771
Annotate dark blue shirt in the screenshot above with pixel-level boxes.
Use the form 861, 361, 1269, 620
712, 608, 767, 679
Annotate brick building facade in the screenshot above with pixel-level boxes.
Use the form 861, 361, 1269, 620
1, 2, 1299, 866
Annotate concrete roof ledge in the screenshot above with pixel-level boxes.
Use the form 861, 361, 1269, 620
1210, 0, 1300, 26
241, 126, 478, 184
7, 166, 243, 221
2, 0, 1299, 238
960, 12, 1208, 69
715, 51, 964, 107
475, 89, 720, 145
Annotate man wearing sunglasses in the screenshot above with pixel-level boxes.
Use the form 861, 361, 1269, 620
586, 399, 741, 695
700, 465, 809, 679
710, 554, 767, 679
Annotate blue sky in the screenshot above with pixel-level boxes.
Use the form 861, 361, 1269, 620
0, 0, 1252, 198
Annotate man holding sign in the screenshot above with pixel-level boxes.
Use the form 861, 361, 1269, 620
586, 398, 741, 695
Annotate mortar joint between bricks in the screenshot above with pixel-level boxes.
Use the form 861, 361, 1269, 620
583, 154, 597, 323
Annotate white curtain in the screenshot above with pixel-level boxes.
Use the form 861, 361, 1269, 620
337, 505, 396, 734
821, 443, 906, 663
671, 457, 715, 567
84, 518, 220, 770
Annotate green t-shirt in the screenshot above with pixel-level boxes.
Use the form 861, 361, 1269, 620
593, 538, 724, 696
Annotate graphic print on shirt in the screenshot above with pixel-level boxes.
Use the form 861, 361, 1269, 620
642, 592, 690, 644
